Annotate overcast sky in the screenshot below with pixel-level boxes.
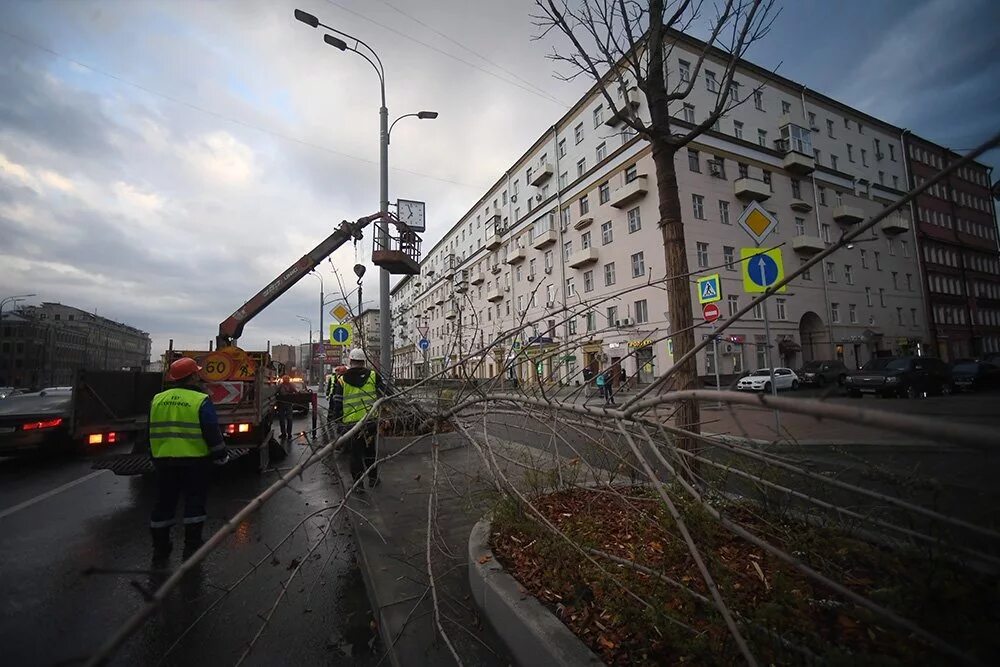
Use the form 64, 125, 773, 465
1, 0, 997, 359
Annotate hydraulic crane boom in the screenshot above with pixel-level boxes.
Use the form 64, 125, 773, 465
216, 212, 387, 349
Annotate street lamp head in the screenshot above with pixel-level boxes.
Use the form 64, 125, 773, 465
294, 9, 319, 28
417, 111, 439, 120
323, 34, 348, 51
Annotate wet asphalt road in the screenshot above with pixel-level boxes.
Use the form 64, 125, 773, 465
0, 415, 380, 667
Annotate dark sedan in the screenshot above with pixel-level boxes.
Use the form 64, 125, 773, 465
844, 356, 951, 399
0, 388, 74, 455
949, 361, 1000, 392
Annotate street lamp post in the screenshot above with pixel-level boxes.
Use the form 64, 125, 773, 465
0, 294, 37, 322
310, 272, 324, 384
294, 8, 437, 379
297, 315, 313, 383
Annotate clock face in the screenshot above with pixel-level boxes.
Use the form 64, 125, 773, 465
397, 199, 426, 232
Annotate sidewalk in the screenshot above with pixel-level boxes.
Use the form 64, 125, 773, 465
327, 432, 515, 667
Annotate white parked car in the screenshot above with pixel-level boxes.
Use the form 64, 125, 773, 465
736, 368, 800, 392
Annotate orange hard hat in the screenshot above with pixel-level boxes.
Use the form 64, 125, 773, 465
281, 374, 291, 382
167, 357, 202, 381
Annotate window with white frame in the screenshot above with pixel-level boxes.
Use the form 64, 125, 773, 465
601, 221, 613, 244
583, 270, 594, 292
581, 230, 592, 249
724, 245, 735, 271
596, 142, 607, 162
562, 240, 572, 261
754, 89, 764, 111
696, 242, 710, 268
593, 105, 603, 128
849, 304, 858, 323
678, 59, 690, 82
758, 129, 767, 147
821, 223, 831, 242
845, 264, 854, 285
865, 286, 872, 306
574, 123, 584, 144
599, 181, 610, 204
706, 70, 719, 92
683, 104, 695, 123
635, 299, 648, 324
733, 121, 744, 140
586, 313, 596, 331
826, 261, 836, 282
879, 287, 886, 307
831, 302, 840, 323
727, 295, 738, 316
627, 206, 641, 233
580, 194, 589, 215
566, 278, 576, 297
719, 200, 731, 225
776, 298, 787, 320
607, 306, 618, 325
692, 194, 705, 220
604, 262, 616, 286
631, 251, 645, 277
795, 217, 805, 235
752, 302, 763, 320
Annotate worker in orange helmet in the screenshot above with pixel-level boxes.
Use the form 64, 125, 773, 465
148, 357, 228, 562
276, 374, 296, 439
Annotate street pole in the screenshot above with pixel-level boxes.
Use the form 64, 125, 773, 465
315, 272, 324, 386
761, 298, 781, 436
711, 326, 721, 407
379, 103, 391, 378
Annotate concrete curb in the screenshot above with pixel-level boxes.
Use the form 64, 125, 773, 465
469, 518, 604, 667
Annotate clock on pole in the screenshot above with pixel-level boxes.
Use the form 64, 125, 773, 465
396, 198, 426, 232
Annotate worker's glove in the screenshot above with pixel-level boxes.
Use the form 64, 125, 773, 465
213, 452, 231, 466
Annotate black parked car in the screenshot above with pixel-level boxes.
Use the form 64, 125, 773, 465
949, 360, 1000, 392
797, 360, 849, 387
0, 388, 74, 455
844, 356, 951, 398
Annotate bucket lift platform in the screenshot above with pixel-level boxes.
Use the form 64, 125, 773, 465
373, 222, 422, 275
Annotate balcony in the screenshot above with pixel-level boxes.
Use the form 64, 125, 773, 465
485, 233, 503, 251
434, 294, 445, 305
455, 280, 469, 294
505, 247, 526, 264
604, 88, 641, 127
774, 138, 815, 175
530, 161, 554, 186
470, 272, 485, 285
443, 254, 456, 278
832, 205, 865, 225
733, 178, 771, 202
532, 229, 558, 249
567, 247, 599, 269
486, 287, 505, 302
789, 198, 813, 212
880, 213, 911, 235
445, 305, 458, 320
574, 216, 593, 230
792, 234, 825, 254
610, 175, 648, 208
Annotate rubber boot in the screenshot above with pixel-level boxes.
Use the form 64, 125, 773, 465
182, 523, 204, 558
151, 526, 172, 561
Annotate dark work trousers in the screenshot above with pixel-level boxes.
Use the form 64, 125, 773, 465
602, 383, 615, 404
277, 404, 293, 437
348, 422, 379, 483
150, 459, 213, 528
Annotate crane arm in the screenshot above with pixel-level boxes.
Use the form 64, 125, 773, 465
217, 212, 387, 349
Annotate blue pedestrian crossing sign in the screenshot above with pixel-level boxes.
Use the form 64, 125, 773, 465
329, 323, 352, 345
419, 338, 430, 351
696, 273, 722, 304
740, 247, 786, 293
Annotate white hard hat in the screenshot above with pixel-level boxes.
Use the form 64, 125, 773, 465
349, 348, 367, 362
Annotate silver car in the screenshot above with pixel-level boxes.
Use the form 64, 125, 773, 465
736, 368, 800, 392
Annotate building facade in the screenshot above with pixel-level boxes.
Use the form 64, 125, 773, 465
354, 308, 382, 365
1, 303, 150, 388
271, 344, 297, 373
390, 32, 935, 385
902, 135, 999, 360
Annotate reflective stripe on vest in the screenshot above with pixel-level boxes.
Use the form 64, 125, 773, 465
341, 373, 377, 424
150, 388, 210, 458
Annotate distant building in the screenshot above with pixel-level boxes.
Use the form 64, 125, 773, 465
1, 302, 150, 388
271, 344, 296, 372
354, 308, 381, 366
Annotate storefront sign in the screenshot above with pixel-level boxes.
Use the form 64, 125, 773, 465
628, 339, 653, 348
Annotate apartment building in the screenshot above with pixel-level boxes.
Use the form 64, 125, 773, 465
902, 135, 999, 360
354, 308, 382, 364
390, 31, 929, 384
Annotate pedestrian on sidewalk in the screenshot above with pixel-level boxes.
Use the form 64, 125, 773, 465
596, 369, 615, 405
276, 375, 295, 439
148, 357, 229, 561
331, 349, 389, 490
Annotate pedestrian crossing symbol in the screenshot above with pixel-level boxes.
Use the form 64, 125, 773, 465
697, 273, 722, 305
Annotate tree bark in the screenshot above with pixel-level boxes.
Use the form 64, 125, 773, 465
651, 137, 700, 445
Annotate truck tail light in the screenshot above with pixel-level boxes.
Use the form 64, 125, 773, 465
87, 432, 117, 445
22, 417, 64, 431
238, 423, 250, 433
226, 423, 251, 434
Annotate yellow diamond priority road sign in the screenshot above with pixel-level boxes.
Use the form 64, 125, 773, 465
329, 303, 351, 322
737, 201, 778, 245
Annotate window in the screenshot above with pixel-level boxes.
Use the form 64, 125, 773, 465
819, 186, 827, 206
719, 200, 731, 225
807, 111, 817, 129
601, 221, 613, 245
563, 240, 573, 261
752, 302, 763, 320
901, 240, 909, 257
696, 242, 709, 268
906, 273, 913, 291
586, 313, 596, 332
860, 249, 868, 268
688, 149, 700, 172
727, 295, 739, 317
825, 261, 836, 282
706, 70, 719, 92
544, 250, 553, 269
776, 298, 787, 320
910, 308, 917, 325
830, 154, 839, 171
849, 304, 858, 324
692, 194, 705, 219
558, 139, 566, 158
593, 105, 603, 128
878, 170, 885, 185
607, 306, 618, 325
733, 120, 744, 140
516, 265, 522, 281
821, 223, 831, 242
758, 129, 767, 147
577, 158, 586, 178
879, 287, 886, 307
558, 172, 567, 189
858, 122, 864, 135
865, 287, 872, 306
625, 164, 638, 182
574, 123, 584, 144
845, 264, 854, 285
581, 230, 592, 249
631, 251, 645, 278
529, 258, 536, 276
678, 59, 690, 82
896, 307, 904, 325
604, 262, 616, 286
791, 178, 802, 199
568, 318, 577, 335
892, 175, 899, 189
800, 259, 812, 280
861, 148, 868, 167
889, 144, 896, 161
517, 295, 524, 312
847, 144, 854, 162
596, 142, 607, 162
754, 89, 764, 111
683, 104, 695, 123
887, 238, 896, 256
566, 278, 576, 297
762, 170, 772, 191
781, 100, 791, 115
874, 251, 882, 270
635, 299, 648, 324
583, 270, 594, 292
579, 194, 589, 215
891, 271, 898, 290
792, 217, 805, 236
599, 181, 610, 204
738, 162, 749, 179
723, 245, 735, 271
627, 206, 641, 233
831, 302, 840, 323
826, 119, 835, 138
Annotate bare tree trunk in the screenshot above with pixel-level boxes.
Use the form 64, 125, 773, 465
651, 137, 700, 444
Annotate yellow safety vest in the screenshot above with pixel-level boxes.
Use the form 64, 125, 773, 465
341, 373, 377, 424
149, 388, 210, 458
